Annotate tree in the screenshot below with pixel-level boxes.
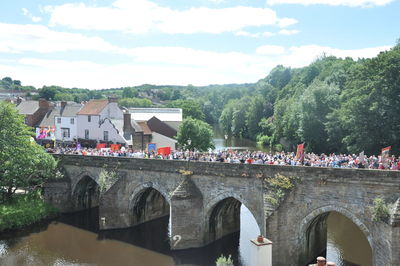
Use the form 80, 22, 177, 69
176, 117, 214, 151
39, 86, 57, 100
167, 99, 205, 120
122, 87, 139, 98
0, 102, 57, 202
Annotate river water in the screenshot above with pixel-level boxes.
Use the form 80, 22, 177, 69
0, 206, 372, 266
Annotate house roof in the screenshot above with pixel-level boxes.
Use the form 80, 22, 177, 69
109, 119, 133, 145
128, 108, 182, 122
147, 116, 177, 139
137, 121, 152, 135
61, 102, 82, 117
77, 99, 108, 115
15, 101, 39, 115
39, 102, 82, 127
128, 118, 142, 132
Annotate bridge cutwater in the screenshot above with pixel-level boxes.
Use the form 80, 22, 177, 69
44, 154, 400, 266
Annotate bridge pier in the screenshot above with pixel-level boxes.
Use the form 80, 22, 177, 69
170, 176, 205, 249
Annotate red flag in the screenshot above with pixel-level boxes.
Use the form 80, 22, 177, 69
296, 143, 305, 163
381, 146, 391, 165
157, 147, 171, 156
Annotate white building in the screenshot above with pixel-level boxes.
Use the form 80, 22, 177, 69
128, 108, 182, 130
37, 101, 82, 144
76, 98, 133, 146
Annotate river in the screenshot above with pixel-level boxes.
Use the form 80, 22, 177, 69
0, 206, 372, 266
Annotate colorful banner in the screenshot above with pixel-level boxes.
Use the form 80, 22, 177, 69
157, 147, 171, 156
110, 144, 121, 151
148, 143, 156, 152
381, 146, 391, 165
96, 143, 106, 150
296, 143, 305, 163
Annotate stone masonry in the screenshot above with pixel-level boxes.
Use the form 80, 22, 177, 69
44, 154, 400, 265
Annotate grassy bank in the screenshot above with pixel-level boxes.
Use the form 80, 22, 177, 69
0, 192, 58, 232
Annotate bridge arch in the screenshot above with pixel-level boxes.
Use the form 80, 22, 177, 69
128, 182, 171, 226
72, 173, 100, 210
298, 205, 373, 265
204, 192, 263, 243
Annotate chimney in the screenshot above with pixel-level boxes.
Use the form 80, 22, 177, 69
61, 101, 67, 109
123, 112, 134, 132
108, 96, 118, 103
39, 98, 49, 109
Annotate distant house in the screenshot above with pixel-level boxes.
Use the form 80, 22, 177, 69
76, 98, 135, 147
15, 99, 50, 127
37, 101, 82, 144
128, 108, 182, 130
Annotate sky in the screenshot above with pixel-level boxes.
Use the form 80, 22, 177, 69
0, 0, 399, 89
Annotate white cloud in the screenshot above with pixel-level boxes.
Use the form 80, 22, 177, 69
235, 29, 299, 38
278, 29, 300, 35
267, 0, 394, 7
0, 23, 117, 54
235, 31, 275, 38
0, 44, 391, 89
21, 7, 42, 22
256, 45, 286, 55
45, 0, 297, 34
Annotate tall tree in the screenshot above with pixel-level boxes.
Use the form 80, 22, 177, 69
0, 102, 57, 202
176, 117, 214, 151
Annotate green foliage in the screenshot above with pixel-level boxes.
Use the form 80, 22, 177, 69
122, 87, 139, 98
0, 192, 58, 231
167, 99, 205, 120
0, 102, 57, 202
0, 77, 34, 91
265, 173, 296, 206
215, 254, 233, 266
370, 197, 390, 223
118, 97, 153, 108
98, 169, 118, 192
177, 117, 214, 151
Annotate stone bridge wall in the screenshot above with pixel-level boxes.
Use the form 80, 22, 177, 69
45, 154, 400, 265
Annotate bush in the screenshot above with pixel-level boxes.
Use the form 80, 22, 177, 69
256, 134, 271, 147
371, 197, 390, 223
216, 254, 233, 266
0, 192, 58, 231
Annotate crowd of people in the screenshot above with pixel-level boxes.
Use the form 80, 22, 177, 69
46, 146, 400, 170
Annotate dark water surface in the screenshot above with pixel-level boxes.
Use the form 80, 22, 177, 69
0, 205, 260, 266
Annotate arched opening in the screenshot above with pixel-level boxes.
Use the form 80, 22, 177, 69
207, 197, 261, 266
302, 211, 372, 266
73, 176, 100, 210
131, 187, 170, 226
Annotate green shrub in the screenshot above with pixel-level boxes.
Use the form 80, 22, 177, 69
216, 254, 233, 266
371, 197, 390, 223
256, 134, 271, 147
265, 173, 297, 207
0, 193, 58, 231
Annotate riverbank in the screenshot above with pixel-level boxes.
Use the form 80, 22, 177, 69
0, 193, 58, 232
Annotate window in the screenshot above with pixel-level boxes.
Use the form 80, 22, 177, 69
70, 118, 74, 124
104, 131, 109, 141
57, 117, 61, 123
85, 129, 89, 139
88, 115, 91, 122
61, 128, 70, 138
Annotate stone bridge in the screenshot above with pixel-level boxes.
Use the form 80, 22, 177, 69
44, 154, 400, 266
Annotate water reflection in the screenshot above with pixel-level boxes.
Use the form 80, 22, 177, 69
326, 212, 372, 266
213, 125, 268, 152
0, 205, 260, 266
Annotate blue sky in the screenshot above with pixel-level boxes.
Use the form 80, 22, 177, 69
0, 0, 398, 89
